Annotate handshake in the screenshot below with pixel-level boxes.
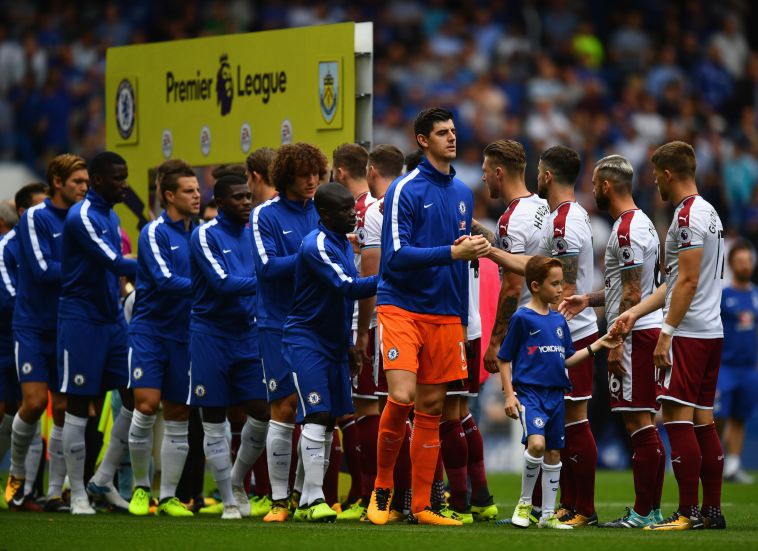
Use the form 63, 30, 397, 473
452, 234, 492, 261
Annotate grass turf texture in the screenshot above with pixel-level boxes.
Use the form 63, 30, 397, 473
2, 471, 756, 551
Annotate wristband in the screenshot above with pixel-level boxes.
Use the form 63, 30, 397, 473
586, 345, 595, 358
661, 323, 676, 336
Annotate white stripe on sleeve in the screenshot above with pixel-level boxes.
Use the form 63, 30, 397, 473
251, 196, 279, 265
148, 217, 171, 279
80, 200, 117, 261
0, 229, 17, 296
27, 203, 48, 271
390, 169, 419, 252
316, 232, 352, 283
198, 219, 227, 279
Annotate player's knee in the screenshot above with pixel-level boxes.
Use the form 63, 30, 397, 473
136, 399, 159, 417
303, 412, 331, 427
24, 393, 49, 417
66, 396, 90, 418
246, 401, 270, 423
118, 388, 134, 411
201, 407, 226, 424
528, 440, 546, 456
388, 388, 415, 405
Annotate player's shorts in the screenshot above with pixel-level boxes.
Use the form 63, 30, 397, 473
517, 384, 565, 450
714, 364, 758, 420
259, 328, 296, 402
608, 328, 660, 413
285, 342, 354, 424
14, 327, 58, 388
377, 305, 467, 385
447, 338, 482, 397
351, 328, 378, 400
659, 336, 723, 409
565, 332, 597, 401
128, 331, 190, 405
188, 331, 265, 408
58, 317, 129, 396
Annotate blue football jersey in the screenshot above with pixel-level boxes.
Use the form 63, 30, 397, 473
498, 307, 574, 389
721, 285, 758, 368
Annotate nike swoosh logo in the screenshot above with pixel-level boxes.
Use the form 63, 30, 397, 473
423, 203, 433, 209
530, 330, 540, 336
422, 443, 439, 449
222, 249, 232, 254
549, 479, 559, 484
526, 474, 535, 478
272, 452, 289, 457
526, 465, 539, 470
53, 232, 62, 238
171, 245, 179, 250
207, 440, 224, 447
306, 446, 321, 451
282, 230, 293, 235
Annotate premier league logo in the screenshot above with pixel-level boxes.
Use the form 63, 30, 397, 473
319, 62, 339, 125
216, 54, 233, 116
500, 235, 512, 251
678, 227, 691, 245
620, 246, 634, 263
387, 348, 399, 361
116, 79, 135, 139
554, 237, 568, 254
307, 392, 321, 406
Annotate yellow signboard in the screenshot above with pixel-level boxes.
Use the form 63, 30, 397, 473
106, 23, 359, 244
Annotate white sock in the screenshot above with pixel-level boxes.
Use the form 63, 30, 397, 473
0, 414, 12, 460
47, 424, 66, 498
520, 450, 543, 503
203, 421, 235, 506
724, 454, 740, 477
300, 423, 327, 506
128, 410, 156, 490
267, 420, 294, 501
160, 420, 189, 500
540, 462, 561, 518
23, 422, 43, 496
231, 417, 268, 488
324, 429, 334, 471
295, 446, 305, 505
92, 407, 132, 487
10, 413, 37, 477
63, 412, 88, 500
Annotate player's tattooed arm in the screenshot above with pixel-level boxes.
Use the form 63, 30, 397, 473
471, 219, 497, 246
484, 270, 522, 373
587, 290, 605, 307
619, 266, 642, 314
557, 254, 579, 298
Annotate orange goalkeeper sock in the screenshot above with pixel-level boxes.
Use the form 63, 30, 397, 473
374, 397, 413, 489
410, 410, 442, 514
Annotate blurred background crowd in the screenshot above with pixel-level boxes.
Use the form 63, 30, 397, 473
0, 0, 757, 469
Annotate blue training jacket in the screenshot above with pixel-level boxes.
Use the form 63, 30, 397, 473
190, 211, 258, 348
130, 211, 195, 343
0, 229, 19, 340
251, 194, 319, 332
14, 198, 68, 331
283, 224, 378, 359
58, 190, 137, 323
377, 157, 473, 323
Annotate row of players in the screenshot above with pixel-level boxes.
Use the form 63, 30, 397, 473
0, 107, 727, 530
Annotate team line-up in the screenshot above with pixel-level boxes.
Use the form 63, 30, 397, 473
0, 107, 728, 531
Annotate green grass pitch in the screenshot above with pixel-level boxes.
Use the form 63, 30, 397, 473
2, 471, 756, 551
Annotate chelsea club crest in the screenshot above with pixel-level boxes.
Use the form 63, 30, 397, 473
116, 79, 135, 140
